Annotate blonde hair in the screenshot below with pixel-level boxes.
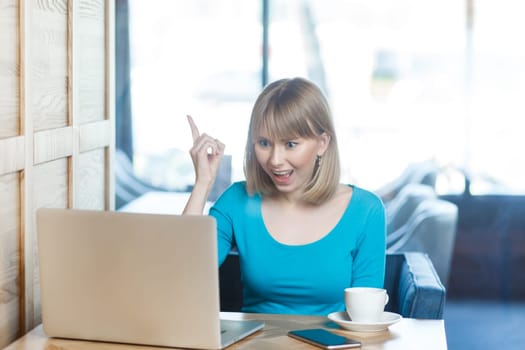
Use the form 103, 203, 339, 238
244, 77, 341, 205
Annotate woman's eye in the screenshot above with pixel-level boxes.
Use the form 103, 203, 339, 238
258, 139, 270, 147
286, 141, 298, 148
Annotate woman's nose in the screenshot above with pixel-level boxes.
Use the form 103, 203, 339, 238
269, 146, 283, 165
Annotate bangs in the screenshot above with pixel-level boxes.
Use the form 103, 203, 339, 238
252, 102, 319, 141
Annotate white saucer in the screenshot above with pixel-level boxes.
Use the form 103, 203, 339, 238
327, 311, 402, 332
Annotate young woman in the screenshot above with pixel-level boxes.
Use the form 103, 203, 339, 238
184, 77, 386, 316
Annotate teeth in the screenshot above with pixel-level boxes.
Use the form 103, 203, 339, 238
273, 170, 291, 176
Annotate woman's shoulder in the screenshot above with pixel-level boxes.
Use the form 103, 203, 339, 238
347, 184, 385, 210
226, 181, 248, 195
211, 181, 261, 218
342, 185, 385, 229
214, 181, 250, 203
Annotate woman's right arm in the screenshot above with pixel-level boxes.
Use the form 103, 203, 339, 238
183, 115, 225, 215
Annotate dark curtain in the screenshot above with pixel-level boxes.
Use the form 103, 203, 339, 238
115, 0, 133, 159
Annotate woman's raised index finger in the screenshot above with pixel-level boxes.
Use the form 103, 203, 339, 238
187, 115, 200, 141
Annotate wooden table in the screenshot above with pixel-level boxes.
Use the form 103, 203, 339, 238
5, 312, 447, 350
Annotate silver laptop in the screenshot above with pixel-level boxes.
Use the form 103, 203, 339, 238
36, 208, 264, 349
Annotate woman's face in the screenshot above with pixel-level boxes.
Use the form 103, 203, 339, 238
254, 130, 329, 200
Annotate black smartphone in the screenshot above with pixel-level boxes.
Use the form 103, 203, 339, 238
288, 328, 361, 349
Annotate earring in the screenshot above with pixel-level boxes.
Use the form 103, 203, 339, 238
316, 155, 322, 166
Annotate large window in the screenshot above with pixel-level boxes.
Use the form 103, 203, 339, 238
463, 0, 525, 194
129, 0, 261, 190
125, 0, 525, 195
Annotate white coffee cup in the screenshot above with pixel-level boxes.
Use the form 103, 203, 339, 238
344, 287, 389, 323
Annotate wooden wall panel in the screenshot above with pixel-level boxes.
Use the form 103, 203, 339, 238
77, 149, 105, 209
32, 159, 69, 214
0, 136, 24, 174
0, 0, 19, 138
78, 0, 106, 123
0, 0, 114, 345
31, 159, 69, 326
0, 173, 21, 346
0, 0, 20, 346
79, 120, 111, 152
29, 0, 68, 131
33, 126, 74, 164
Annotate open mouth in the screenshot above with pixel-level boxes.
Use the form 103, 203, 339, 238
271, 170, 293, 184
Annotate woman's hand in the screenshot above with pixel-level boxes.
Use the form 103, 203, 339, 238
183, 115, 225, 215
187, 115, 225, 188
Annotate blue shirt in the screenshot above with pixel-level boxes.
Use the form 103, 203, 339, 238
209, 182, 386, 316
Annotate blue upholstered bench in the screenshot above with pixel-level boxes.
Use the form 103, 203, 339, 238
383, 252, 445, 319
219, 251, 446, 319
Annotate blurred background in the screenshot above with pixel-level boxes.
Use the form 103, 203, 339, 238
114, 1, 525, 349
